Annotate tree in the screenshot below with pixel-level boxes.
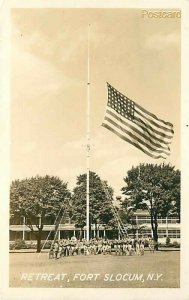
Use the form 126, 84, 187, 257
10, 175, 70, 252
72, 171, 115, 239
121, 163, 180, 249
118, 205, 146, 237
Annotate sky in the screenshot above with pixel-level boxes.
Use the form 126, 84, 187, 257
11, 8, 180, 197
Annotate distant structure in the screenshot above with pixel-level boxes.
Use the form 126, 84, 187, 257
9, 209, 180, 243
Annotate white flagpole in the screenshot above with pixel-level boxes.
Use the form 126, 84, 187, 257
86, 24, 90, 241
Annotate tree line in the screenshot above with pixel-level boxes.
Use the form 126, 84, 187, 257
10, 163, 180, 252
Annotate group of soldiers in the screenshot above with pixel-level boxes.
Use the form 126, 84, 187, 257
49, 237, 155, 259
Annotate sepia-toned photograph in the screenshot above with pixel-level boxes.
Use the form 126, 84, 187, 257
8, 7, 182, 290
0, 1, 188, 299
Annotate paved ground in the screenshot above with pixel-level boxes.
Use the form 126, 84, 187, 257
9, 251, 180, 288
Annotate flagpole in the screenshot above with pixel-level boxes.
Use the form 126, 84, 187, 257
86, 24, 90, 241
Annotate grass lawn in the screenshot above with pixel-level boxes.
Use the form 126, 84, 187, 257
9, 251, 180, 288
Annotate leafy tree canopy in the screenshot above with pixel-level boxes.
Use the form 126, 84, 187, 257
121, 163, 180, 218
10, 175, 70, 224
121, 163, 180, 247
10, 175, 71, 252
72, 171, 115, 228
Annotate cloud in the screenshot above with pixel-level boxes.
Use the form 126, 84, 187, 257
144, 31, 180, 50
12, 17, 87, 69
12, 45, 75, 100
11, 20, 84, 103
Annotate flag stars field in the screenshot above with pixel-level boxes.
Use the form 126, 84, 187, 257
102, 83, 174, 160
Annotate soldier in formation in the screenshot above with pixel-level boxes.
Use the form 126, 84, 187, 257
49, 236, 154, 259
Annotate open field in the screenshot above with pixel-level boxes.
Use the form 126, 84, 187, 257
9, 251, 180, 288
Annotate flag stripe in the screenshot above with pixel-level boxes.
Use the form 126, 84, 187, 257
107, 107, 172, 145
135, 108, 174, 134
134, 116, 173, 142
102, 83, 174, 159
102, 123, 167, 159
106, 109, 170, 151
135, 102, 174, 128
106, 98, 173, 141
107, 82, 173, 129
103, 116, 170, 156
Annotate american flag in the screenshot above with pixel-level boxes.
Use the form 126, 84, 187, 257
102, 83, 174, 159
